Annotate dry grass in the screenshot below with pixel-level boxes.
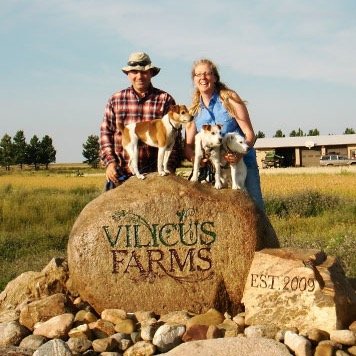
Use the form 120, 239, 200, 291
261, 172, 356, 199
0, 174, 105, 190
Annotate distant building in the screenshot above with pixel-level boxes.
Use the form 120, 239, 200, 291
254, 134, 356, 168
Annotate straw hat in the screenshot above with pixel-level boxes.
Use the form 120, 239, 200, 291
121, 52, 160, 76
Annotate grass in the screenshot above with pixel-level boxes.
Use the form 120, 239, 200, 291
0, 173, 103, 290
261, 173, 356, 278
0, 166, 355, 291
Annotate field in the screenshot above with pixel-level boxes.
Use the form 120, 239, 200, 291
0, 164, 355, 291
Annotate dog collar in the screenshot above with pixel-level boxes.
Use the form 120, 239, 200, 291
168, 118, 180, 132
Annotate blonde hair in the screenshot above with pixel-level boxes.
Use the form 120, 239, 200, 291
190, 59, 246, 118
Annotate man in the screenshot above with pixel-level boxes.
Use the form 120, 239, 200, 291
100, 52, 181, 188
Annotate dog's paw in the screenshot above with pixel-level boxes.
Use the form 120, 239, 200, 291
232, 184, 243, 190
190, 176, 198, 182
159, 171, 168, 176
214, 182, 223, 189
136, 174, 146, 180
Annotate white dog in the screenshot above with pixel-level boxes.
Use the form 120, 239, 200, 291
190, 124, 223, 189
119, 105, 193, 179
220, 132, 249, 190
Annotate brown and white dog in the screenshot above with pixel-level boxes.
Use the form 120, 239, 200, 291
220, 132, 249, 190
190, 124, 223, 189
119, 105, 192, 179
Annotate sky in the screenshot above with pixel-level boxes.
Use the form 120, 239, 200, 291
1, 1, 355, 163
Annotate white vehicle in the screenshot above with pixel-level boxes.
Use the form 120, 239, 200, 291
319, 154, 356, 166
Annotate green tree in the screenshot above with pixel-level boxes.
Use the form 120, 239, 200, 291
290, 128, 304, 137
344, 128, 355, 134
13, 130, 27, 169
256, 131, 265, 138
0, 133, 14, 170
273, 130, 285, 138
40, 135, 56, 169
82, 135, 100, 168
26, 135, 42, 170
308, 128, 320, 136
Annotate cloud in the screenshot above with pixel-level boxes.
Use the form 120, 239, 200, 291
39, 0, 355, 87
3, 0, 355, 86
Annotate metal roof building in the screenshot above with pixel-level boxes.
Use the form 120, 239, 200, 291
254, 134, 356, 168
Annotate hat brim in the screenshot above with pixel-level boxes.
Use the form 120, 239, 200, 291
122, 65, 160, 77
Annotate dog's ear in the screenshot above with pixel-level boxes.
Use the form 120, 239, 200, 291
169, 105, 179, 113
217, 124, 223, 130
202, 124, 211, 131
179, 105, 189, 115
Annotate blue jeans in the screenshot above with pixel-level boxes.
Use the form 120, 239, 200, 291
244, 148, 265, 211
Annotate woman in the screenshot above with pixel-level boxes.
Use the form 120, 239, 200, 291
185, 58, 264, 211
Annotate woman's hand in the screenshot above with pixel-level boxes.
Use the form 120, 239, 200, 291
224, 152, 244, 164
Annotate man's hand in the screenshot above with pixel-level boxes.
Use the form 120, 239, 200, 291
106, 162, 118, 184
224, 152, 244, 164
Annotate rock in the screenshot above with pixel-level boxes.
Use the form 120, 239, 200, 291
33, 313, 74, 338
114, 319, 136, 334
232, 314, 245, 328
0, 345, 33, 356
92, 337, 117, 352
348, 346, 356, 355
89, 319, 116, 338
284, 331, 312, 356
159, 310, 193, 325
242, 248, 356, 333
130, 331, 142, 343
19, 293, 67, 330
102, 309, 127, 325
0, 309, 20, 323
124, 340, 156, 356
66, 337, 92, 354
330, 329, 356, 346
186, 308, 224, 328
113, 336, 132, 351
68, 323, 92, 339
217, 319, 242, 337
67, 175, 278, 315
0, 258, 69, 313
335, 351, 350, 356
182, 324, 209, 341
19, 335, 47, 351
134, 310, 156, 323
275, 328, 299, 343
140, 320, 163, 341
33, 339, 72, 356
314, 343, 334, 356
0, 320, 30, 346
152, 324, 185, 353
306, 328, 330, 344
206, 325, 224, 339
160, 337, 291, 355
244, 324, 278, 339
74, 310, 98, 325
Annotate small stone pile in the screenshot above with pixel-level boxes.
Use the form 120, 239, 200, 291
1, 298, 356, 356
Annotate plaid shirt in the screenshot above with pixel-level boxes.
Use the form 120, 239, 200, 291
100, 85, 181, 175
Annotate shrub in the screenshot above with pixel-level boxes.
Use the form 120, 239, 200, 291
265, 191, 340, 217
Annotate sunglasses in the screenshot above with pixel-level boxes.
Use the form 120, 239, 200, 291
127, 60, 150, 67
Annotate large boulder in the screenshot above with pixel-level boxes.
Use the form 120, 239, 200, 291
0, 258, 69, 313
242, 248, 356, 333
67, 174, 278, 314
